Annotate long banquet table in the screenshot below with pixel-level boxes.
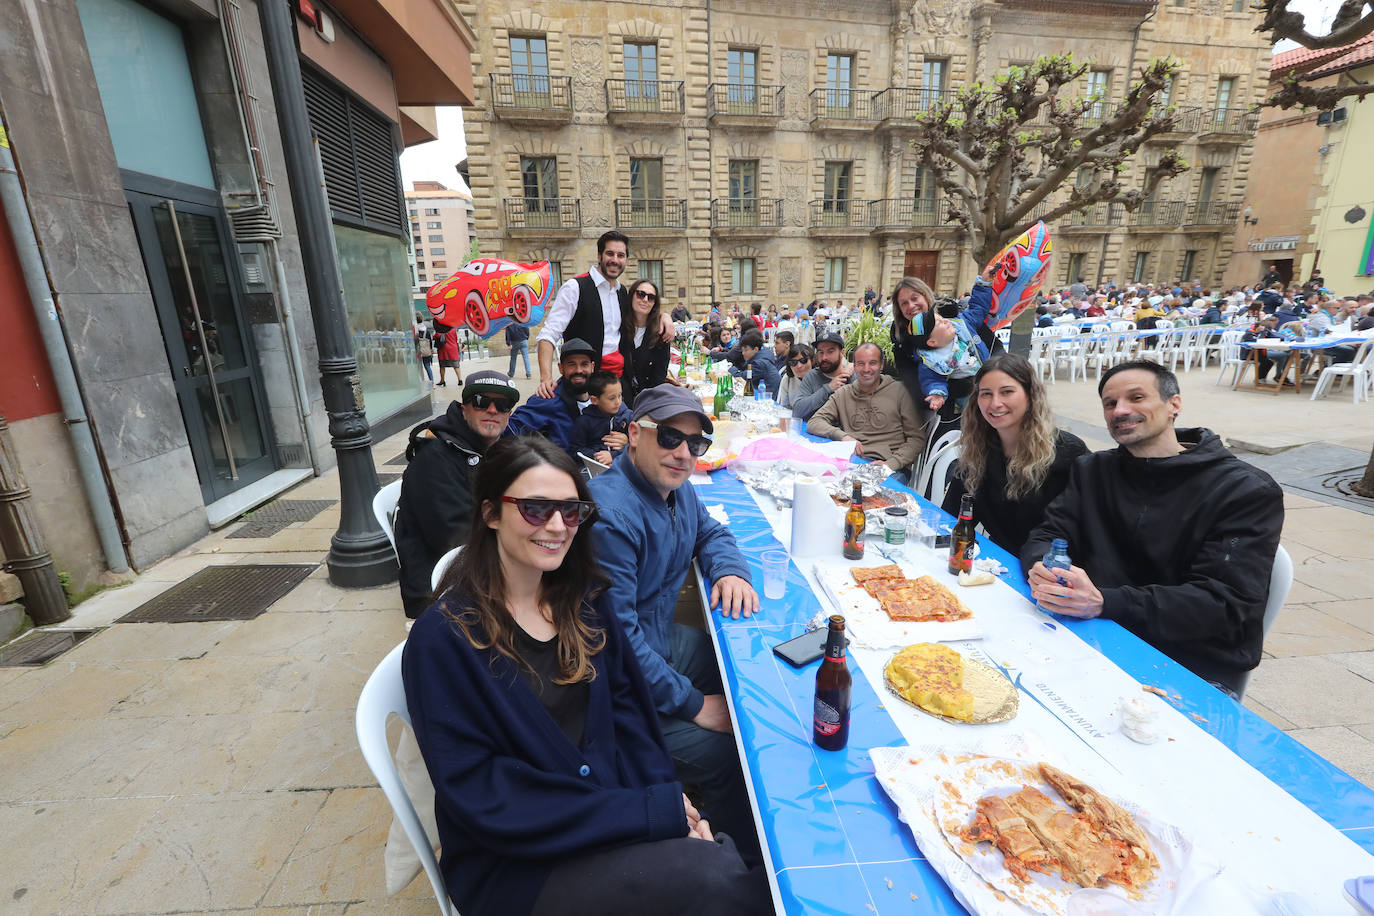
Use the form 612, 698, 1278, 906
690, 462, 1374, 914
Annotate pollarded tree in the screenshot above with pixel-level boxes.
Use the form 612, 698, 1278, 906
910, 54, 1187, 271
1259, 0, 1374, 110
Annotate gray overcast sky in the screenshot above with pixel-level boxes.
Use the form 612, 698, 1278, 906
397, 0, 1349, 187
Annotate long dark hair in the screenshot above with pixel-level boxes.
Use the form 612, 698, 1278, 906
889, 276, 936, 347
436, 436, 607, 683
625, 278, 665, 349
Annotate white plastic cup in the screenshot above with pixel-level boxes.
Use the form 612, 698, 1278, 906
762, 549, 789, 600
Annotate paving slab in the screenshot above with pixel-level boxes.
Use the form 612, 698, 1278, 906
1245, 655, 1374, 729
1282, 726, 1374, 787
1310, 597, 1374, 635
260, 788, 397, 907
0, 658, 176, 729
1262, 603, 1374, 658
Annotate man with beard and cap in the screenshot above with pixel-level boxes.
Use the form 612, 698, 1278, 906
1022, 360, 1283, 698
393, 370, 519, 618
588, 384, 762, 864
789, 331, 852, 421
506, 338, 606, 454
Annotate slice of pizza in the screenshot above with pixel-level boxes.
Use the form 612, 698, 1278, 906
851, 564, 905, 586
1007, 787, 1120, 888
960, 794, 1059, 883
905, 575, 974, 621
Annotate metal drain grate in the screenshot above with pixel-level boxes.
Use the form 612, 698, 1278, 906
228, 499, 337, 539
0, 629, 100, 667
1324, 467, 1370, 500
376, 472, 401, 486
117, 565, 318, 623
384, 452, 408, 466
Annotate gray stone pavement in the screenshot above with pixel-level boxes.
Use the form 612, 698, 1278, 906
1, 354, 1371, 914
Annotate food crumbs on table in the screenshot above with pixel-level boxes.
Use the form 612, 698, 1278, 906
866, 904, 876, 912
910, 893, 918, 901
1190, 713, 1208, 723
1142, 685, 1168, 697
885, 877, 893, 889
995, 892, 1007, 902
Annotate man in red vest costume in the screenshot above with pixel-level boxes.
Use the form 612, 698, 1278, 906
535, 230, 674, 398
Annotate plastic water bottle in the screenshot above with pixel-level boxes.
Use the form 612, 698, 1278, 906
755, 382, 767, 401
1042, 538, 1071, 586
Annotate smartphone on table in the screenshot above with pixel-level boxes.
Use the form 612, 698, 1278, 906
772, 628, 850, 668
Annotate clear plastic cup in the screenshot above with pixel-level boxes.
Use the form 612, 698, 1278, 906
762, 549, 789, 600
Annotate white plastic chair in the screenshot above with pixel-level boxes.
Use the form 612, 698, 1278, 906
1052, 335, 1087, 382
1027, 334, 1055, 383
356, 643, 459, 916
430, 545, 463, 592
1309, 340, 1374, 402
913, 429, 961, 502
1214, 330, 1246, 386
373, 480, 404, 559
926, 444, 961, 506
1235, 545, 1293, 701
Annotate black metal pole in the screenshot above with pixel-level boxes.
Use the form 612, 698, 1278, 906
256, 0, 396, 587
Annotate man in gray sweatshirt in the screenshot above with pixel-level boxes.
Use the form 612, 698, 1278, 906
790, 331, 852, 421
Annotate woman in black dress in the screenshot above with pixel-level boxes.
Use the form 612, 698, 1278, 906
618, 278, 671, 404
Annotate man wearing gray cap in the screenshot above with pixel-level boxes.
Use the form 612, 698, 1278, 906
588, 384, 762, 862
790, 330, 853, 421
506, 337, 601, 454
394, 370, 519, 618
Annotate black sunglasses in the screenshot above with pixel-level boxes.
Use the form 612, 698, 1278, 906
500, 496, 597, 527
634, 289, 658, 302
467, 393, 515, 413
788, 357, 811, 366
636, 420, 713, 458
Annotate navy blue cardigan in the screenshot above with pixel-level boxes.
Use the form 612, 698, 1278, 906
403, 593, 687, 916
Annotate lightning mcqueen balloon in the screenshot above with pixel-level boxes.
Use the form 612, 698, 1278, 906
983, 221, 1052, 331
426, 258, 552, 338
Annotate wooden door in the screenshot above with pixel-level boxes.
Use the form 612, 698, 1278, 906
904, 250, 939, 289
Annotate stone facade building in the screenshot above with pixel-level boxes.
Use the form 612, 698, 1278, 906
459, 0, 1270, 314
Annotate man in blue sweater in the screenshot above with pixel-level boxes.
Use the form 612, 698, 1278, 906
589, 384, 761, 861
506, 337, 596, 453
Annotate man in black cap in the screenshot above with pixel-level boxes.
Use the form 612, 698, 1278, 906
588, 384, 761, 862
394, 370, 519, 618
506, 338, 598, 453
790, 330, 852, 421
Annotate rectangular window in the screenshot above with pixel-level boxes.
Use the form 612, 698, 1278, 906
428, 234, 443, 242
1231, 0, 1245, 10
509, 35, 550, 100
427, 221, 442, 229
921, 58, 947, 110
548, 261, 562, 289
826, 53, 853, 114
825, 257, 846, 293
1076, 166, 1093, 188
1215, 76, 1235, 113
430, 247, 445, 255
1087, 69, 1111, 120
624, 42, 659, 107
1180, 250, 1198, 282
1066, 252, 1086, 284
1198, 167, 1219, 205
416, 261, 426, 270
728, 160, 759, 226
1132, 251, 1149, 283
823, 161, 851, 225
424, 207, 440, 215
1160, 75, 1175, 107
630, 158, 665, 226
732, 257, 755, 295
431, 260, 447, 269
415, 248, 424, 257
412, 235, 421, 245
727, 47, 758, 111
521, 155, 560, 227
639, 259, 663, 291
913, 167, 936, 223
432, 272, 448, 281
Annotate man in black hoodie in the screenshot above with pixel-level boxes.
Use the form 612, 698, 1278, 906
394, 370, 519, 618
1022, 360, 1283, 697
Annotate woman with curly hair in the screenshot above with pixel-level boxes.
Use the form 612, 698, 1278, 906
403, 436, 769, 916
940, 353, 1089, 557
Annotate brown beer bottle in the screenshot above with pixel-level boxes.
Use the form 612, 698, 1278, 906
842, 482, 866, 560
813, 615, 852, 751
948, 493, 976, 575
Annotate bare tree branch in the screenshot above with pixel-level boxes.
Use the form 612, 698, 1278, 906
1257, 0, 1374, 50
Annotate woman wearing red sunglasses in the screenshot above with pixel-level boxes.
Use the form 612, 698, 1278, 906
403, 436, 769, 916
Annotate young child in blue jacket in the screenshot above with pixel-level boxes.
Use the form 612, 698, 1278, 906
572, 370, 633, 464
907, 275, 995, 415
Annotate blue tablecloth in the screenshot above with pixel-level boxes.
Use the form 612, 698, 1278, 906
696, 465, 1374, 914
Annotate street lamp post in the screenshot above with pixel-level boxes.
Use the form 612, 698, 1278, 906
256, 0, 397, 587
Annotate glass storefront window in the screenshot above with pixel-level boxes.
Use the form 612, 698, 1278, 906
333, 224, 425, 421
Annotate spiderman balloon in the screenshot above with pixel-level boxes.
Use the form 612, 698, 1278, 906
425, 258, 552, 339
983, 221, 1053, 332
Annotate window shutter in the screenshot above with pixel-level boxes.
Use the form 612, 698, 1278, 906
301, 66, 405, 237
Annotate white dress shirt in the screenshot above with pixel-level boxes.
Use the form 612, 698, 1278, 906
537, 265, 622, 356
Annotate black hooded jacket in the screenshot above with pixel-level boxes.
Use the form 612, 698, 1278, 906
1021, 428, 1283, 695
394, 403, 491, 618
